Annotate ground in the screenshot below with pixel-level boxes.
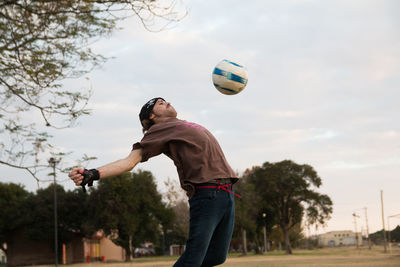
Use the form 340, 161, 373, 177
37, 246, 400, 267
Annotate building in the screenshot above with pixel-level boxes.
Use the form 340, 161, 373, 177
6, 230, 126, 266
318, 230, 362, 247
84, 231, 125, 262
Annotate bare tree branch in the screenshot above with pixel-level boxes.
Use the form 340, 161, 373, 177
0, 0, 186, 182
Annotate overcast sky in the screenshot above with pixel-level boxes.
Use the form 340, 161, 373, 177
1, 0, 399, 235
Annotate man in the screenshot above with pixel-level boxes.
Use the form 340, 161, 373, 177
69, 97, 239, 266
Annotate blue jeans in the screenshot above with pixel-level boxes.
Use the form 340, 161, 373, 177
173, 183, 235, 267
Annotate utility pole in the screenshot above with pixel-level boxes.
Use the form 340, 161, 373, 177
352, 212, 360, 249
49, 157, 60, 266
387, 216, 392, 255
162, 229, 166, 255
380, 190, 387, 253
242, 229, 247, 256
364, 207, 371, 249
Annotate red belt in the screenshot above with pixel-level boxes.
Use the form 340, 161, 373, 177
195, 181, 241, 198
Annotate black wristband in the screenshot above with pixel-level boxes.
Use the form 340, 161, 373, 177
80, 168, 100, 192
87, 169, 100, 181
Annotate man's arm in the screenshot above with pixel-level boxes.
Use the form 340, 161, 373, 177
69, 148, 143, 186
97, 148, 142, 178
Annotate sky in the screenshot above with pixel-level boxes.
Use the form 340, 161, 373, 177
1, 0, 399, 236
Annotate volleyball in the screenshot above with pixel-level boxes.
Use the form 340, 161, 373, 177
212, 59, 248, 95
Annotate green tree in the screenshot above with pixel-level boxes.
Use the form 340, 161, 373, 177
162, 178, 189, 252
390, 225, 400, 243
268, 224, 305, 250
130, 171, 174, 255
90, 170, 174, 261
165, 200, 189, 249
233, 171, 260, 255
0, 182, 31, 255
370, 225, 400, 244
233, 168, 278, 255
0, 182, 90, 261
25, 184, 90, 248
0, 0, 185, 183
247, 160, 333, 254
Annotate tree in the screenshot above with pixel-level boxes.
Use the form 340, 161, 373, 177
89, 170, 174, 261
166, 200, 189, 247
0, 182, 31, 255
0, 182, 90, 262
370, 225, 400, 244
233, 167, 278, 255
130, 171, 174, 256
25, 184, 91, 250
247, 160, 333, 254
233, 172, 260, 255
0, 0, 185, 183
59, 189, 92, 239
162, 178, 189, 253
389, 225, 400, 243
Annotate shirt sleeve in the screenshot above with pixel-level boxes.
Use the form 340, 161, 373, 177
131, 125, 170, 162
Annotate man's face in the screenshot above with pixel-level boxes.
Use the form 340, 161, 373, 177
150, 98, 177, 120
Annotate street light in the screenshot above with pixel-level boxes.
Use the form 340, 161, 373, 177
262, 213, 268, 253
48, 157, 60, 267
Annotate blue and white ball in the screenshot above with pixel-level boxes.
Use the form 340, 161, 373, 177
212, 59, 248, 95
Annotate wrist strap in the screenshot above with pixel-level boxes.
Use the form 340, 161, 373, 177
80, 168, 100, 192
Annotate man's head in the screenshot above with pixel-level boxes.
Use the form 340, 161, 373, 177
139, 97, 177, 132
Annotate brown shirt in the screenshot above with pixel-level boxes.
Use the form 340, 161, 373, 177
132, 118, 238, 197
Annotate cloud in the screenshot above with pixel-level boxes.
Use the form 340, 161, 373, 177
1, 0, 399, 234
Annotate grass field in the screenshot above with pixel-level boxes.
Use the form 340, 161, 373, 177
35, 246, 400, 267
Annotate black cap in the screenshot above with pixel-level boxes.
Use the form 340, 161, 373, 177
139, 97, 165, 127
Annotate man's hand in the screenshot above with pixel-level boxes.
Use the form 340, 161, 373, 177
69, 168, 100, 192
69, 167, 84, 186
67, 149, 142, 191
